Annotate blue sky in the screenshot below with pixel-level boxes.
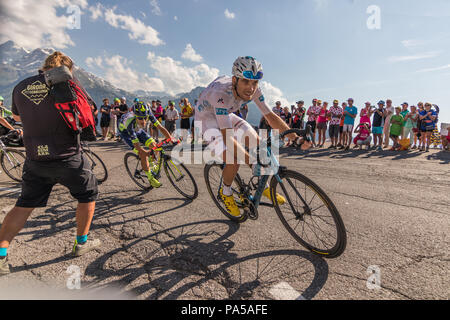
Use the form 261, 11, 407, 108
1, 0, 449, 124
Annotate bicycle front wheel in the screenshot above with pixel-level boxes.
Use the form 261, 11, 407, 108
204, 163, 248, 223
1, 148, 26, 182
84, 150, 108, 184
124, 152, 151, 190
163, 158, 198, 200
270, 170, 347, 258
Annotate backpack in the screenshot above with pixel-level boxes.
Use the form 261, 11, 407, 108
45, 66, 97, 141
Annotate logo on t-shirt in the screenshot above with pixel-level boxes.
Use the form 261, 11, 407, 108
37, 145, 50, 156
216, 108, 229, 116
21, 80, 49, 105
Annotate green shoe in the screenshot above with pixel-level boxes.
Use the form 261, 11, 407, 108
0, 257, 10, 276
72, 238, 101, 257
145, 171, 162, 188
148, 175, 162, 188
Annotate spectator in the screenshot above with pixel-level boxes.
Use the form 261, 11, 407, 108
328, 100, 343, 149
117, 97, 129, 121
282, 106, 292, 128
316, 101, 329, 148
383, 99, 394, 148
430, 105, 441, 149
342, 98, 358, 150
400, 102, 409, 139
337, 102, 347, 149
353, 123, 372, 150
389, 106, 404, 151
360, 102, 374, 125
154, 100, 164, 139
180, 98, 193, 141
91, 102, 99, 136
109, 98, 120, 140
273, 101, 283, 117
0, 51, 100, 275
306, 99, 320, 146
418, 102, 437, 152
441, 126, 450, 151
372, 100, 385, 151
403, 105, 419, 149
100, 98, 112, 140
191, 99, 198, 144
165, 101, 179, 135
292, 101, 306, 129
149, 100, 158, 139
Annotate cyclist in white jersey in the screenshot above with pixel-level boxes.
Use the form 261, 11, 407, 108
194, 56, 300, 217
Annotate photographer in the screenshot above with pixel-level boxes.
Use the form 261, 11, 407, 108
0, 51, 100, 276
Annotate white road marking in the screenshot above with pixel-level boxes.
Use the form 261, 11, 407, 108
269, 281, 306, 300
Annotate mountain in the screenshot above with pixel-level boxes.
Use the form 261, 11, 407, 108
0, 41, 205, 110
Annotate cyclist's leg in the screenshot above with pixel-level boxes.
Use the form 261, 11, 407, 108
136, 129, 157, 171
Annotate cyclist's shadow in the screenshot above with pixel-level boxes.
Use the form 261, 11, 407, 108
84, 219, 329, 300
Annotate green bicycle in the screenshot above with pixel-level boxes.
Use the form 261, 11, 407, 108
124, 139, 198, 200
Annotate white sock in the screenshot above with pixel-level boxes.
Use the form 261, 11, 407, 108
222, 184, 233, 196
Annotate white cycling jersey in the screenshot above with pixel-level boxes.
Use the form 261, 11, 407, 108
194, 76, 272, 138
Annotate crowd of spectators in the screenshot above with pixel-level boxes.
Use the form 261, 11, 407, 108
93, 97, 196, 143
264, 98, 449, 152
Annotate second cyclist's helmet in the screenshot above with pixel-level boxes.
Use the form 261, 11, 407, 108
134, 101, 149, 118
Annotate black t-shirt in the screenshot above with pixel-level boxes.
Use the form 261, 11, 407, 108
12, 71, 80, 161
283, 112, 292, 124
116, 104, 129, 121
100, 104, 111, 120
373, 108, 385, 127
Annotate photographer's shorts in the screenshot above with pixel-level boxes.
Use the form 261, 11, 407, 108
16, 153, 98, 208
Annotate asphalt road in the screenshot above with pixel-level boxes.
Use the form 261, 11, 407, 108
0, 140, 449, 300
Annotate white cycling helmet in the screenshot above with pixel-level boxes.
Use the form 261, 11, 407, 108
232, 56, 263, 80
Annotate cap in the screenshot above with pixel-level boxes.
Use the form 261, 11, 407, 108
0, 96, 4, 101
296, 100, 304, 104
121, 97, 126, 100
333, 99, 339, 104
378, 100, 385, 105
402, 102, 408, 106
169, 101, 175, 106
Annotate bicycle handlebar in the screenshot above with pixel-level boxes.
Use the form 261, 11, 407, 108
151, 138, 179, 150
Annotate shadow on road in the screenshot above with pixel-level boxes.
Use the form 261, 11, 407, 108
19, 191, 194, 241
279, 146, 449, 163
81, 219, 329, 300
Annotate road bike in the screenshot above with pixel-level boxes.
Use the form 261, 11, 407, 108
204, 128, 347, 258
124, 139, 198, 200
0, 132, 25, 182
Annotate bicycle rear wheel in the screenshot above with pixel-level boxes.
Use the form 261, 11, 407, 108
163, 157, 198, 200
1, 148, 25, 182
124, 152, 151, 190
270, 170, 346, 258
204, 163, 248, 223
84, 150, 108, 184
